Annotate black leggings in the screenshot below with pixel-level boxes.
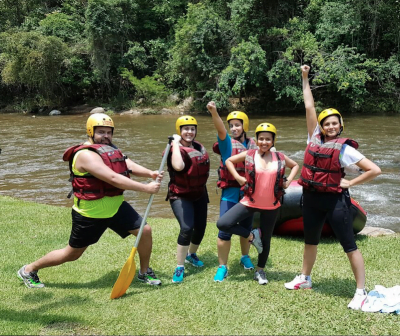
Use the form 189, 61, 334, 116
302, 190, 357, 253
170, 192, 208, 246
217, 203, 279, 269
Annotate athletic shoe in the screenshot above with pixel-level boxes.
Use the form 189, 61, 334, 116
172, 267, 184, 283
185, 253, 204, 267
214, 265, 228, 282
240, 255, 254, 270
250, 228, 263, 254
137, 267, 162, 286
348, 290, 367, 310
17, 265, 45, 288
284, 274, 312, 290
254, 270, 268, 285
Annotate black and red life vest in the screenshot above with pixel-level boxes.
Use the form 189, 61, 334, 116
166, 140, 210, 200
63, 144, 130, 200
241, 149, 286, 205
213, 137, 258, 189
298, 134, 358, 193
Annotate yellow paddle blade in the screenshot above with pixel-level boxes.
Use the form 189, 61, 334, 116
110, 247, 137, 299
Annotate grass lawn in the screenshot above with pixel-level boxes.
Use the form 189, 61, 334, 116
1, 195, 399, 335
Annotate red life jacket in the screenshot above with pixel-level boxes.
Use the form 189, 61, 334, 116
298, 134, 358, 193
63, 144, 130, 200
167, 140, 210, 200
241, 149, 287, 205
213, 137, 258, 189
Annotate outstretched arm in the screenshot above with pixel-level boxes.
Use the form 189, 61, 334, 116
126, 158, 163, 181
301, 65, 318, 138
206, 101, 227, 140
76, 151, 160, 194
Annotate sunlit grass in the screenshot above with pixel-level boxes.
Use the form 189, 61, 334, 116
1, 196, 399, 335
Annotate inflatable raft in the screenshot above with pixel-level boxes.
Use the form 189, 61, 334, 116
253, 180, 367, 237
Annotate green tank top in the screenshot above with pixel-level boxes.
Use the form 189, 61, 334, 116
71, 150, 124, 218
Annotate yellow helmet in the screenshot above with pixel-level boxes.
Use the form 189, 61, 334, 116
176, 115, 198, 134
255, 123, 277, 142
317, 108, 344, 135
86, 113, 114, 137
227, 111, 249, 132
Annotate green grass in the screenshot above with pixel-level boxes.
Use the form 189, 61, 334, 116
1, 195, 399, 335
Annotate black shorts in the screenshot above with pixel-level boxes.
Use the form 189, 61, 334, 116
69, 201, 144, 248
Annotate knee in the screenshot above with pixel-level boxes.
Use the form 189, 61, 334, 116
218, 230, 232, 241
141, 225, 152, 238
178, 229, 192, 246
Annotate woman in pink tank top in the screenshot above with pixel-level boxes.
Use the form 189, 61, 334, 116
216, 123, 299, 285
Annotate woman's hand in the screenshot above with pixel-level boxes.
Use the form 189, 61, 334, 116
236, 176, 247, 186
340, 178, 352, 189
172, 134, 181, 144
301, 64, 310, 77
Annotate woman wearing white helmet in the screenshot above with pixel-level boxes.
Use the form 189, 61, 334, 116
166, 116, 210, 283
284, 65, 381, 310
216, 123, 299, 284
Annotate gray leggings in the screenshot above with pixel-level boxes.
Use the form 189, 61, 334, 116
217, 203, 279, 268
170, 192, 208, 246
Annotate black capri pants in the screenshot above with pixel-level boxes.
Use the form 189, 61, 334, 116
217, 202, 279, 269
170, 191, 208, 246
302, 190, 357, 253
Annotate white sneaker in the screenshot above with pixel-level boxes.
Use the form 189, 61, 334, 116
284, 274, 312, 290
250, 228, 263, 254
348, 290, 367, 310
254, 270, 268, 285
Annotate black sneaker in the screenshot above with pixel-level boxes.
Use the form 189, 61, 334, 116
137, 267, 162, 286
17, 265, 45, 288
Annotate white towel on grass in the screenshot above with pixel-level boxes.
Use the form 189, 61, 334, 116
362, 285, 400, 314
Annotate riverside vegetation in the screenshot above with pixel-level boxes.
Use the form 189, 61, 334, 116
2, 195, 400, 335
0, 0, 400, 115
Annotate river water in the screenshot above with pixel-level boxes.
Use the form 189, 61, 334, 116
1, 112, 400, 232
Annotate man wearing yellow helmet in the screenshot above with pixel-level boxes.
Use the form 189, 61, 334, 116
284, 65, 381, 310
207, 101, 259, 282
18, 113, 164, 288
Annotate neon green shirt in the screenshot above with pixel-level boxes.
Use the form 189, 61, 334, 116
71, 150, 124, 218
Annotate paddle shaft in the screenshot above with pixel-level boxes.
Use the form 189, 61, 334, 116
134, 136, 173, 247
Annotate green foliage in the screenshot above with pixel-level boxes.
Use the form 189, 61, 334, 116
120, 68, 171, 105
0, 31, 68, 105
209, 36, 267, 108
39, 12, 83, 42
166, 3, 233, 93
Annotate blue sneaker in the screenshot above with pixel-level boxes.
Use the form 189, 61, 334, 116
185, 253, 204, 267
240, 255, 254, 270
172, 267, 184, 283
213, 265, 228, 282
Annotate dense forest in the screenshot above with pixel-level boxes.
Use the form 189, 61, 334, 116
0, 0, 399, 114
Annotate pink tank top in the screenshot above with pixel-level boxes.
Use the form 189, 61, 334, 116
240, 151, 281, 210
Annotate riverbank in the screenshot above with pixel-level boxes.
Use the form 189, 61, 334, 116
2, 195, 399, 335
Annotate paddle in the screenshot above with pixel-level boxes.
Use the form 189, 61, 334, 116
110, 136, 173, 299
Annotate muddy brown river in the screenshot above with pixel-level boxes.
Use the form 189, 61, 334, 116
1, 112, 399, 232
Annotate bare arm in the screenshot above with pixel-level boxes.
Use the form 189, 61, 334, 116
225, 151, 247, 186
340, 158, 381, 189
283, 155, 299, 189
126, 158, 163, 181
76, 151, 160, 194
170, 135, 185, 171
301, 65, 318, 138
206, 101, 227, 140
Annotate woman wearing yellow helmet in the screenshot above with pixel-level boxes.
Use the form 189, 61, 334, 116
207, 101, 259, 282
216, 122, 299, 285
284, 65, 381, 310
166, 116, 210, 283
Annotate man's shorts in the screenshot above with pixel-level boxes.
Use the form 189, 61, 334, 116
69, 201, 144, 248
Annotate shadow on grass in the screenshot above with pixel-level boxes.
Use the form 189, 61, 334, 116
0, 294, 87, 324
